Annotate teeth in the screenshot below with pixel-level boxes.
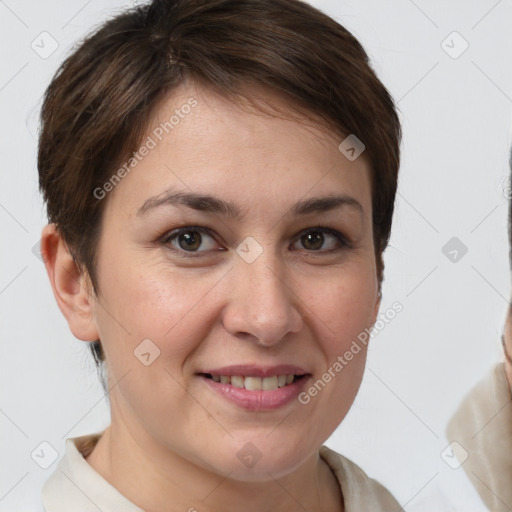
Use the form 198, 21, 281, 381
210, 374, 297, 390
262, 376, 278, 390
231, 376, 245, 388
245, 376, 262, 390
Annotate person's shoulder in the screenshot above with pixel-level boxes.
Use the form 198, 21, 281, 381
320, 445, 401, 511
446, 361, 512, 511
447, 361, 510, 440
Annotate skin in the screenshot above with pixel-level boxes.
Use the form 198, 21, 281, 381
41, 79, 381, 512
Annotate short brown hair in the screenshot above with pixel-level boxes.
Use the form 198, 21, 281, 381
38, 0, 401, 374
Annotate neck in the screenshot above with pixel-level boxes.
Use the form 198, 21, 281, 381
85, 417, 343, 512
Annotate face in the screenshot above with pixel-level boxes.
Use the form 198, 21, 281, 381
77, 81, 380, 480
504, 310, 512, 388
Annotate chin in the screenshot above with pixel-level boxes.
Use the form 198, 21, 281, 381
204, 435, 314, 483
221, 456, 310, 483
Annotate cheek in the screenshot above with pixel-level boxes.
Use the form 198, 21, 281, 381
95, 259, 226, 375
306, 268, 377, 350
300, 268, 375, 411
315, 285, 371, 391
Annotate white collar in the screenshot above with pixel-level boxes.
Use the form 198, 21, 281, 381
446, 362, 512, 511
41, 431, 143, 512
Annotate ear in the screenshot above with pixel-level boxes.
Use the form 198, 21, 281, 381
40, 224, 99, 342
371, 288, 382, 327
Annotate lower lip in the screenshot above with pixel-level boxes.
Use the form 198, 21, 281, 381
199, 375, 310, 411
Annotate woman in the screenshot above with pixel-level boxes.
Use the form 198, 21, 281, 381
37, 0, 402, 510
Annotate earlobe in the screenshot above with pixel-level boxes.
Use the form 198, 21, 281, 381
40, 223, 100, 342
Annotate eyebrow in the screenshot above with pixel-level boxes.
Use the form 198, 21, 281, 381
136, 190, 364, 219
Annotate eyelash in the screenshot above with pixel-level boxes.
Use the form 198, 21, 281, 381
159, 225, 351, 258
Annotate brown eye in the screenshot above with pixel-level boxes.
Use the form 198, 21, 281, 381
177, 231, 202, 251
293, 228, 348, 252
301, 231, 324, 250
163, 227, 220, 254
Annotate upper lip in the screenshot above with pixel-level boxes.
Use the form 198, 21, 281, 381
197, 364, 310, 378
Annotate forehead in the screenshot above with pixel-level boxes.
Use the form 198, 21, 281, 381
103, 81, 372, 221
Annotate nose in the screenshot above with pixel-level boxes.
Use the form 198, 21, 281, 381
221, 254, 303, 347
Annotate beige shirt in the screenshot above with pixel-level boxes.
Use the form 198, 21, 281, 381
446, 362, 512, 511
41, 431, 400, 511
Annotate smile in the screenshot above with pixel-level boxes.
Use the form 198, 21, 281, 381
201, 373, 306, 391
198, 369, 311, 411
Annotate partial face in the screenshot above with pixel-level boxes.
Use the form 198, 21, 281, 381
504, 310, 512, 388
90, 81, 380, 480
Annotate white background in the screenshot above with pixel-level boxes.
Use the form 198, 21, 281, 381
1, 0, 511, 510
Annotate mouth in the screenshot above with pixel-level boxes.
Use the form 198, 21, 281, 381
199, 373, 308, 391
196, 366, 311, 411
